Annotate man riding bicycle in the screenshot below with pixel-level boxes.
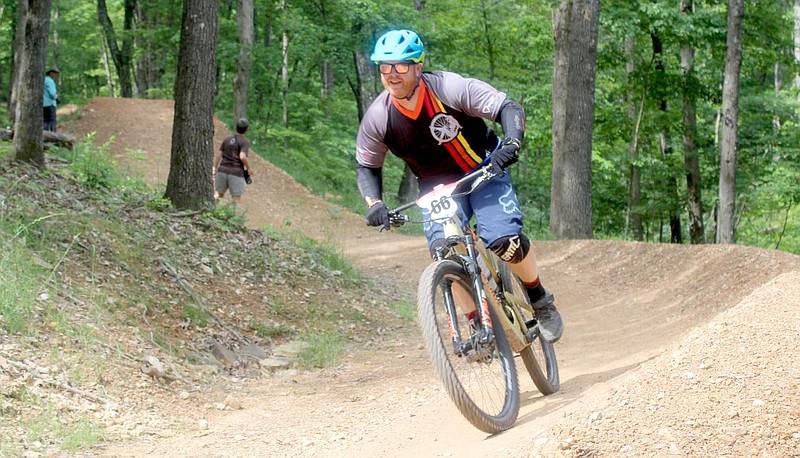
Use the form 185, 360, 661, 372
355, 29, 563, 343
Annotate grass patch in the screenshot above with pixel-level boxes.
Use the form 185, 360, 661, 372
390, 299, 416, 321
58, 134, 119, 190
60, 415, 104, 452
296, 331, 345, 369
0, 237, 48, 335
182, 303, 210, 328
343, 306, 366, 323
257, 223, 366, 287
267, 297, 291, 318
24, 405, 104, 453
0, 441, 21, 458
251, 321, 294, 339
199, 201, 248, 231
295, 236, 363, 284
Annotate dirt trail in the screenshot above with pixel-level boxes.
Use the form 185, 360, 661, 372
65, 98, 800, 457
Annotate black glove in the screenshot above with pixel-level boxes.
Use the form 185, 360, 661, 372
365, 201, 390, 230
490, 138, 521, 175
243, 169, 252, 184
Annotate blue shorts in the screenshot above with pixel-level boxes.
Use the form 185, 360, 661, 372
422, 171, 523, 255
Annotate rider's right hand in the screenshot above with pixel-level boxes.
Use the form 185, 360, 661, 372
365, 201, 390, 230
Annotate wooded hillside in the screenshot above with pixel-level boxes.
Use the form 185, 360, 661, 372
2, 0, 799, 253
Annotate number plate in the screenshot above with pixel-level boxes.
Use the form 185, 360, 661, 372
416, 182, 459, 220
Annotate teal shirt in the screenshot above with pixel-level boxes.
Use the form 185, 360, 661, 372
43, 76, 58, 107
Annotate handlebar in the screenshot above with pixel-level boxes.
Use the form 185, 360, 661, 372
387, 165, 498, 227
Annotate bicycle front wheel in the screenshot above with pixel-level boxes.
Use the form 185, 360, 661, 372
499, 262, 560, 395
417, 259, 520, 434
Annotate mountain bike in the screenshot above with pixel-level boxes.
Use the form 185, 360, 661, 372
387, 165, 560, 434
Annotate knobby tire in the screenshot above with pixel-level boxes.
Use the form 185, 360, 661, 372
417, 259, 520, 434
498, 262, 560, 395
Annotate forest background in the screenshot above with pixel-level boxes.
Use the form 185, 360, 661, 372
2, 0, 800, 255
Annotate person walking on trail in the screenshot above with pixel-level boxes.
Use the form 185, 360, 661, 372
213, 118, 252, 206
355, 29, 563, 343
43, 67, 59, 132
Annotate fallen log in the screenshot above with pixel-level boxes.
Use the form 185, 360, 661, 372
0, 128, 75, 149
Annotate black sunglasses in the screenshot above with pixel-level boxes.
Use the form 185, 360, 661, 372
378, 62, 416, 75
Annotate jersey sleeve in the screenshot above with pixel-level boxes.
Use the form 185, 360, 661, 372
427, 71, 507, 122
355, 93, 391, 168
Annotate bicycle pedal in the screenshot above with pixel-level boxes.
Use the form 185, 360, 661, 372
525, 319, 537, 328
524, 326, 541, 343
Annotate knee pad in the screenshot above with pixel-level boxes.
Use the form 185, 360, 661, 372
488, 233, 530, 264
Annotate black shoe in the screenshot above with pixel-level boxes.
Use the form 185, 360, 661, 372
532, 292, 563, 343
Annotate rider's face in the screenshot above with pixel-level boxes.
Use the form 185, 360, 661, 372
380, 62, 421, 100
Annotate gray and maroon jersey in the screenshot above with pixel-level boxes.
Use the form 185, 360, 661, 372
356, 70, 506, 193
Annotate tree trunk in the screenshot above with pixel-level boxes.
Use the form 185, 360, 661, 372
662, 127, 683, 244
550, 0, 599, 240
99, 26, 117, 97
51, 5, 58, 63
13, 0, 52, 168
795, 0, 800, 93
773, 62, 782, 130
320, 60, 334, 117
350, 50, 377, 122
254, 17, 273, 118
625, 34, 644, 241
281, 0, 288, 149
716, 0, 744, 244
233, 0, 253, 121
681, 0, 705, 244
133, 0, 167, 97
8, 0, 28, 123
164, 0, 219, 210
479, 0, 496, 81
652, 32, 682, 244
96, 0, 134, 97
398, 164, 418, 203
281, 0, 288, 128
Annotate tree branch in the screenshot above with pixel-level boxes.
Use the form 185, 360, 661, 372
0, 354, 112, 404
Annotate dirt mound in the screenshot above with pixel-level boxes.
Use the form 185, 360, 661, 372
64, 98, 800, 457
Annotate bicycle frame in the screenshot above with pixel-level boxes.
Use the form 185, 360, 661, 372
388, 166, 537, 355
434, 213, 533, 355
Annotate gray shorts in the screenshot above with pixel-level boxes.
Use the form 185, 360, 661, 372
215, 172, 246, 197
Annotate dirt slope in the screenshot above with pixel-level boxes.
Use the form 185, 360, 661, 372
65, 98, 800, 457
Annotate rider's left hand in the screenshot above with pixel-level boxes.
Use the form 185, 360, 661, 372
490, 138, 521, 175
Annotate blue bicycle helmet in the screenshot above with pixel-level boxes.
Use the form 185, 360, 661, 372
371, 29, 425, 64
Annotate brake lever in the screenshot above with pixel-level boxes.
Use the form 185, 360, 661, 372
466, 167, 497, 193
388, 212, 409, 228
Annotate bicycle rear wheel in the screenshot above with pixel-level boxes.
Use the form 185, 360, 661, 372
498, 262, 560, 395
417, 259, 520, 434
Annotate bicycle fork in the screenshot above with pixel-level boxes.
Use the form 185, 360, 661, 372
438, 219, 497, 362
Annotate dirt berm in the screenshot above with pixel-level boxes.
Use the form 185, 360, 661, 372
67, 98, 800, 457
